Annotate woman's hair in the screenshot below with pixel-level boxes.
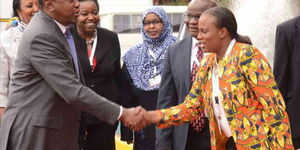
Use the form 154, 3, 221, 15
78, 0, 99, 11
12, 0, 21, 17
203, 7, 252, 45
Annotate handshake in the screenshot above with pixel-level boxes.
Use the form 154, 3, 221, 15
119, 106, 160, 131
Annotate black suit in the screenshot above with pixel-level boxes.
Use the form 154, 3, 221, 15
156, 36, 210, 150
71, 27, 121, 150
274, 16, 300, 149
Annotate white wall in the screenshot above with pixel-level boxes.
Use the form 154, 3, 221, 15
0, 0, 14, 30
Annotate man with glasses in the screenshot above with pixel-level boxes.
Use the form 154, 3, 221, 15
156, 0, 217, 150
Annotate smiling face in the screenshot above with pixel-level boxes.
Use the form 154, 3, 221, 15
76, 0, 99, 35
17, 0, 38, 24
143, 13, 164, 39
197, 14, 222, 53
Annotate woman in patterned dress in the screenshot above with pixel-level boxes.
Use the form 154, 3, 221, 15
144, 7, 294, 150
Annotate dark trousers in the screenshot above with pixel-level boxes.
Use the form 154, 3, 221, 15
133, 125, 155, 150
226, 137, 237, 150
83, 123, 117, 150
185, 118, 211, 150
293, 136, 300, 149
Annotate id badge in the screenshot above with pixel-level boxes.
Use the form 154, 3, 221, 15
149, 75, 161, 87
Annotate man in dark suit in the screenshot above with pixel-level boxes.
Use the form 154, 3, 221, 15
0, 0, 144, 149
274, 15, 300, 149
156, 0, 217, 150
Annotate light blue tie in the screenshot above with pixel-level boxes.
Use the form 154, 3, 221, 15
65, 28, 80, 78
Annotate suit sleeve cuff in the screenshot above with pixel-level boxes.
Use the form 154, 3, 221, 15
117, 106, 123, 120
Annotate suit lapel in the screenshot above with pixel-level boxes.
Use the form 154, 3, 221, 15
71, 27, 93, 73
39, 11, 74, 65
93, 28, 103, 71
183, 36, 193, 87
295, 16, 300, 42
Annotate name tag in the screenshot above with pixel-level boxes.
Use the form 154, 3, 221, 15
149, 75, 161, 87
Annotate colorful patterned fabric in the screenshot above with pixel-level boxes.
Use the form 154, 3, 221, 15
122, 7, 176, 91
157, 42, 294, 149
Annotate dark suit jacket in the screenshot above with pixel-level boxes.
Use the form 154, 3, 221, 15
156, 36, 193, 150
0, 11, 120, 150
274, 16, 300, 139
72, 27, 121, 125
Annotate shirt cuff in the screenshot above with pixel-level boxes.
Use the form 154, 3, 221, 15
117, 106, 123, 120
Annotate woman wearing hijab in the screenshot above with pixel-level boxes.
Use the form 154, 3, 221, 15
0, 0, 38, 119
144, 7, 293, 150
120, 7, 176, 150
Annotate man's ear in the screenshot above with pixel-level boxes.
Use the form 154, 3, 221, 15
44, 0, 54, 11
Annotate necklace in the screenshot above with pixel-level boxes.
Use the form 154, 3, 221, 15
85, 30, 97, 45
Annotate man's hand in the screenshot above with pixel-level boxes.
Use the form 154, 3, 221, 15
120, 106, 148, 131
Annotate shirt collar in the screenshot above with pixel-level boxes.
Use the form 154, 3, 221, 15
53, 19, 67, 34
224, 38, 236, 57
192, 37, 198, 48
214, 38, 236, 63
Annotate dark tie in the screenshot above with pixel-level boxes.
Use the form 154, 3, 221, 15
65, 28, 80, 78
190, 43, 205, 132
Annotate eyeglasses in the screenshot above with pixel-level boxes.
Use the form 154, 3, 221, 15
143, 20, 163, 26
185, 14, 200, 21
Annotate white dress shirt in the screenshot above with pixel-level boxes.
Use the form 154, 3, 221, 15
212, 39, 236, 137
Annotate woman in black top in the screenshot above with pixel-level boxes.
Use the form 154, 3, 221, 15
71, 0, 121, 149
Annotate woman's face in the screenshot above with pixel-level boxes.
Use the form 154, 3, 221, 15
76, 1, 100, 34
197, 14, 222, 53
17, 0, 38, 24
143, 13, 164, 39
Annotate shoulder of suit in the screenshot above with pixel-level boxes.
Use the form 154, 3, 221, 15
278, 15, 300, 29
168, 36, 191, 51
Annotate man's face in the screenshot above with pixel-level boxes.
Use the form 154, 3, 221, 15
184, 8, 203, 38
52, 0, 80, 25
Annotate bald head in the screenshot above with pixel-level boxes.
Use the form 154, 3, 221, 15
184, 0, 217, 38
188, 0, 217, 14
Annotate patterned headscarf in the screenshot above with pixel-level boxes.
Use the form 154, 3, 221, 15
123, 7, 177, 91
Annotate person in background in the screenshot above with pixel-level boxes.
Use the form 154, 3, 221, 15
0, 0, 146, 149
273, 15, 300, 149
70, 0, 121, 149
0, 0, 38, 120
156, 0, 217, 150
144, 7, 294, 150
120, 7, 176, 150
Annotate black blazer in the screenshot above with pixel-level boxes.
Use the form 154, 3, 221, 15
71, 27, 121, 125
274, 16, 300, 139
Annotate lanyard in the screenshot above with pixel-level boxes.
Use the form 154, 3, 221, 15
148, 49, 158, 74
89, 34, 98, 67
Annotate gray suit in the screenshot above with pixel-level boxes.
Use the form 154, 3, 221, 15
0, 11, 120, 150
156, 36, 210, 150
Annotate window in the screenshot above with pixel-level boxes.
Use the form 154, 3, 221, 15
113, 13, 183, 33
153, 0, 190, 5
